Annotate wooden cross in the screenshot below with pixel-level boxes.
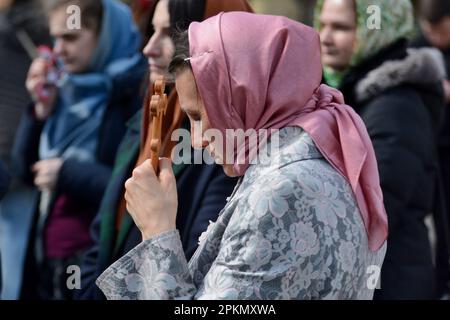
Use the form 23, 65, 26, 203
149, 76, 168, 173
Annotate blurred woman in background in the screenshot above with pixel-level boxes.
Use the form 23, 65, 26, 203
413, 1, 450, 296
13, 0, 145, 299
76, 0, 251, 300
316, 0, 449, 299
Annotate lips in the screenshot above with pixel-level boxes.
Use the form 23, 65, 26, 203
321, 47, 338, 55
150, 63, 166, 70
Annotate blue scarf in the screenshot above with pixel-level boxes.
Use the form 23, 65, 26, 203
39, 0, 146, 162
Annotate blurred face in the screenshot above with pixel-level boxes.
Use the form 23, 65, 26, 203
175, 68, 236, 177
143, 0, 175, 84
420, 17, 450, 51
319, 0, 357, 72
50, 7, 98, 73
0, 0, 13, 11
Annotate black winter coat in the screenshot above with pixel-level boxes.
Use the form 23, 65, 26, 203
412, 35, 450, 288
0, 160, 11, 200
332, 40, 448, 299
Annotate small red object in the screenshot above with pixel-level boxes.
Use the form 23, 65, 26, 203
36, 45, 60, 104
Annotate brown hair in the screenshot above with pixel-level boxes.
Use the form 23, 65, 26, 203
168, 29, 191, 75
41, 0, 103, 34
418, 0, 450, 24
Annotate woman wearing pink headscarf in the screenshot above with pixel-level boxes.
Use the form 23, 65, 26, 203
96, 12, 388, 300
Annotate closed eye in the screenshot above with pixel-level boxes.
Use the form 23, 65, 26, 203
186, 111, 201, 122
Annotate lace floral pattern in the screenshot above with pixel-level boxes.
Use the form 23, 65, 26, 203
96, 127, 386, 300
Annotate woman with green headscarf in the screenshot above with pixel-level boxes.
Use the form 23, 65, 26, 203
316, 0, 449, 299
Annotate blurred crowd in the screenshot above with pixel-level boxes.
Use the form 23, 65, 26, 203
0, 0, 449, 300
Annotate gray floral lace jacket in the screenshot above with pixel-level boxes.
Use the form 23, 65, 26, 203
96, 127, 386, 300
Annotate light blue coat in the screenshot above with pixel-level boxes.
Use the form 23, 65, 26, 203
96, 127, 386, 300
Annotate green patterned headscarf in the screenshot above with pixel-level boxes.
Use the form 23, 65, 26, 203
314, 0, 415, 87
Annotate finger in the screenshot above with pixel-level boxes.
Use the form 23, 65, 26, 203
26, 82, 43, 102
124, 177, 134, 193
124, 188, 136, 218
133, 159, 157, 181
34, 176, 49, 189
28, 60, 47, 81
31, 161, 43, 173
158, 158, 176, 188
30, 58, 47, 73
125, 202, 133, 217
124, 189, 131, 209
33, 176, 40, 187
27, 76, 46, 90
124, 189, 129, 203
143, 159, 156, 176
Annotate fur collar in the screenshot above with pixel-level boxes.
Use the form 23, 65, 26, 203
355, 48, 447, 102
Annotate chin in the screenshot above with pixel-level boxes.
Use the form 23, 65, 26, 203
64, 63, 86, 74
323, 60, 348, 73
433, 40, 450, 51
64, 65, 77, 73
149, 73, 160, 83
150, 71, 166, 83
222, 165, 238, 178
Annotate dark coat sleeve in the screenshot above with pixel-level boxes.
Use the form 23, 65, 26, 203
11, 105, 45, 185
359, 86, 436, 233
11, 105, 114, 207
57, 159, 112, 207
0, 160, 11, 199
74, 209, 105, 300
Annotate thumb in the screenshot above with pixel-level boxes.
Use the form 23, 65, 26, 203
158, 157, 175, 188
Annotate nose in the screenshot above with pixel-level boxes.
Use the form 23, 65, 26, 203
143, 32, 161, 59
192, 139, 209, 150
320, 26, 334, 46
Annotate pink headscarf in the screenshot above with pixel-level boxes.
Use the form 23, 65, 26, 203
188, 12, 388, 251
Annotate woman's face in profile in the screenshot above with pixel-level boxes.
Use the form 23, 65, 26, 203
143, 0, 176, 84
175, 68, 237, 177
